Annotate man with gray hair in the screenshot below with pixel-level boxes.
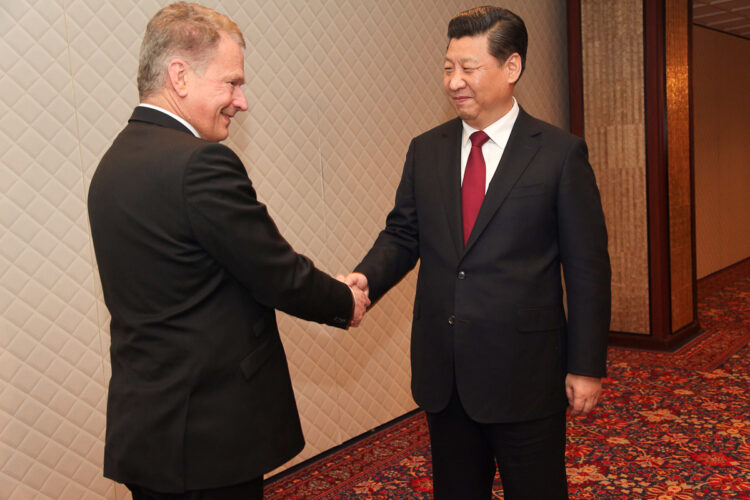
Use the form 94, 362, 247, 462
88, 3, 369, 499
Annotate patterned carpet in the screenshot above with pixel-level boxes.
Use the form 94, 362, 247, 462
265, 263, 750, 499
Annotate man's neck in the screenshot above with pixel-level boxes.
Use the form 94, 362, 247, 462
141, 92, 181, 117
139, 95, 201, 138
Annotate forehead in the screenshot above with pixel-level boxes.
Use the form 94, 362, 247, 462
445, 34, 491, 61
205, 33, 245, 75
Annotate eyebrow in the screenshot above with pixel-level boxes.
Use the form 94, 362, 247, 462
228, 73, 245, 84
444, 56, 480, 64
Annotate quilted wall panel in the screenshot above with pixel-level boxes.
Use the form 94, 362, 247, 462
1, 1, 569, 497
1, 2, 117, 499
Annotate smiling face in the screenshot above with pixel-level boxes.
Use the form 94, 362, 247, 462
443, 33, 519, 130
182, 32, 248, 142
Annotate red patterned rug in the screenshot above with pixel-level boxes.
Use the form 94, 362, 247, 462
265, 264, 750, 499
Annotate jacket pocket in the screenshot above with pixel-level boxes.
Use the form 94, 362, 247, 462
507, 182, 551, 199
517, 306, 563, 332
239, 334, 282, 380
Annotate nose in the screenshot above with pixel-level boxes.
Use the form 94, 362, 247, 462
234, 86, 248, 111
448, 72, 466, 91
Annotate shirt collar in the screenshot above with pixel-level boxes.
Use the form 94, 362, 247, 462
138, 103, 201, 138
461, 97, 519, 149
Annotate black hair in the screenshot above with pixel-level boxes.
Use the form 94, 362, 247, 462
448, 6, 528, 78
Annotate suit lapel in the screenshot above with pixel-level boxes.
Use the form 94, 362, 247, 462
435, 119, 464, 259
463, 109, 541, 253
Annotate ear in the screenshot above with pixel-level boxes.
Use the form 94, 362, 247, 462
167, 59, 190, 97
505, 53, 522, 85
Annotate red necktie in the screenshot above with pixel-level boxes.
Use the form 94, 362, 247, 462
462, 131, 490, 245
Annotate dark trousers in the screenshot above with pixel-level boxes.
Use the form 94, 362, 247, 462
425, 388, 568, 500
126, 477, 263, 500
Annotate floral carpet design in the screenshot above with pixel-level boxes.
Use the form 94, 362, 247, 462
563, 349, 750, 500
265, 265, 750, 499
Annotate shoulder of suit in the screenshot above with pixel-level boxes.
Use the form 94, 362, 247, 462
113, 124, 244, 184
125, 118, 239, 156
519, 110, 583, 145
412, 117, 462, 143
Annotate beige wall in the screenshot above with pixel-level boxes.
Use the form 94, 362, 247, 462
693, 26, 750, 278
1, 1, 569, 498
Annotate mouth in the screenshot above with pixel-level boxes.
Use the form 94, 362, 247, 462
452, 95, 472, 104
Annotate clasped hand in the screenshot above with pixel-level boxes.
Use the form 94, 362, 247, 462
336, 272, 370, 327
565, 373, 602, 416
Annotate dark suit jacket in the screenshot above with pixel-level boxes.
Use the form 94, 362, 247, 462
355, 108, 611, 423
88, 107, 353, 492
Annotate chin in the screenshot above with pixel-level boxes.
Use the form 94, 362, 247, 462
209, 129, 229, 142
455, 110, 475, 122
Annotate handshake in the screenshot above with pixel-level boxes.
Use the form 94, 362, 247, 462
336, 272, 370, 328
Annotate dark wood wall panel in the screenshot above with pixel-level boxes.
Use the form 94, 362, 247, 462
666, 0, 695, 331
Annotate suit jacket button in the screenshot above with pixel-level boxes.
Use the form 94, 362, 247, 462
457, 271, 466, 280
448, 315, 455, 326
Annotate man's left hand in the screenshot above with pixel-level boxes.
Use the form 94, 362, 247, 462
565, 373, 602, 417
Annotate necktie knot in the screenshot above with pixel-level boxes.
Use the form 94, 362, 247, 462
470, 130, 490, 148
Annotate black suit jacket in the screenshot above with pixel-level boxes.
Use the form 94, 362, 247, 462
356, 108, 611, 423
88, 107, 353, 492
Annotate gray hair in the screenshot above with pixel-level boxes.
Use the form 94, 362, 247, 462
137, 2, 245, 99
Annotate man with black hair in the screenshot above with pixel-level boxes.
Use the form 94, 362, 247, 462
345, 6, 610, 499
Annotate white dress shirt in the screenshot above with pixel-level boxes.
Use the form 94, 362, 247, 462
138, 103, 201, 138
460, 97, 520, 192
